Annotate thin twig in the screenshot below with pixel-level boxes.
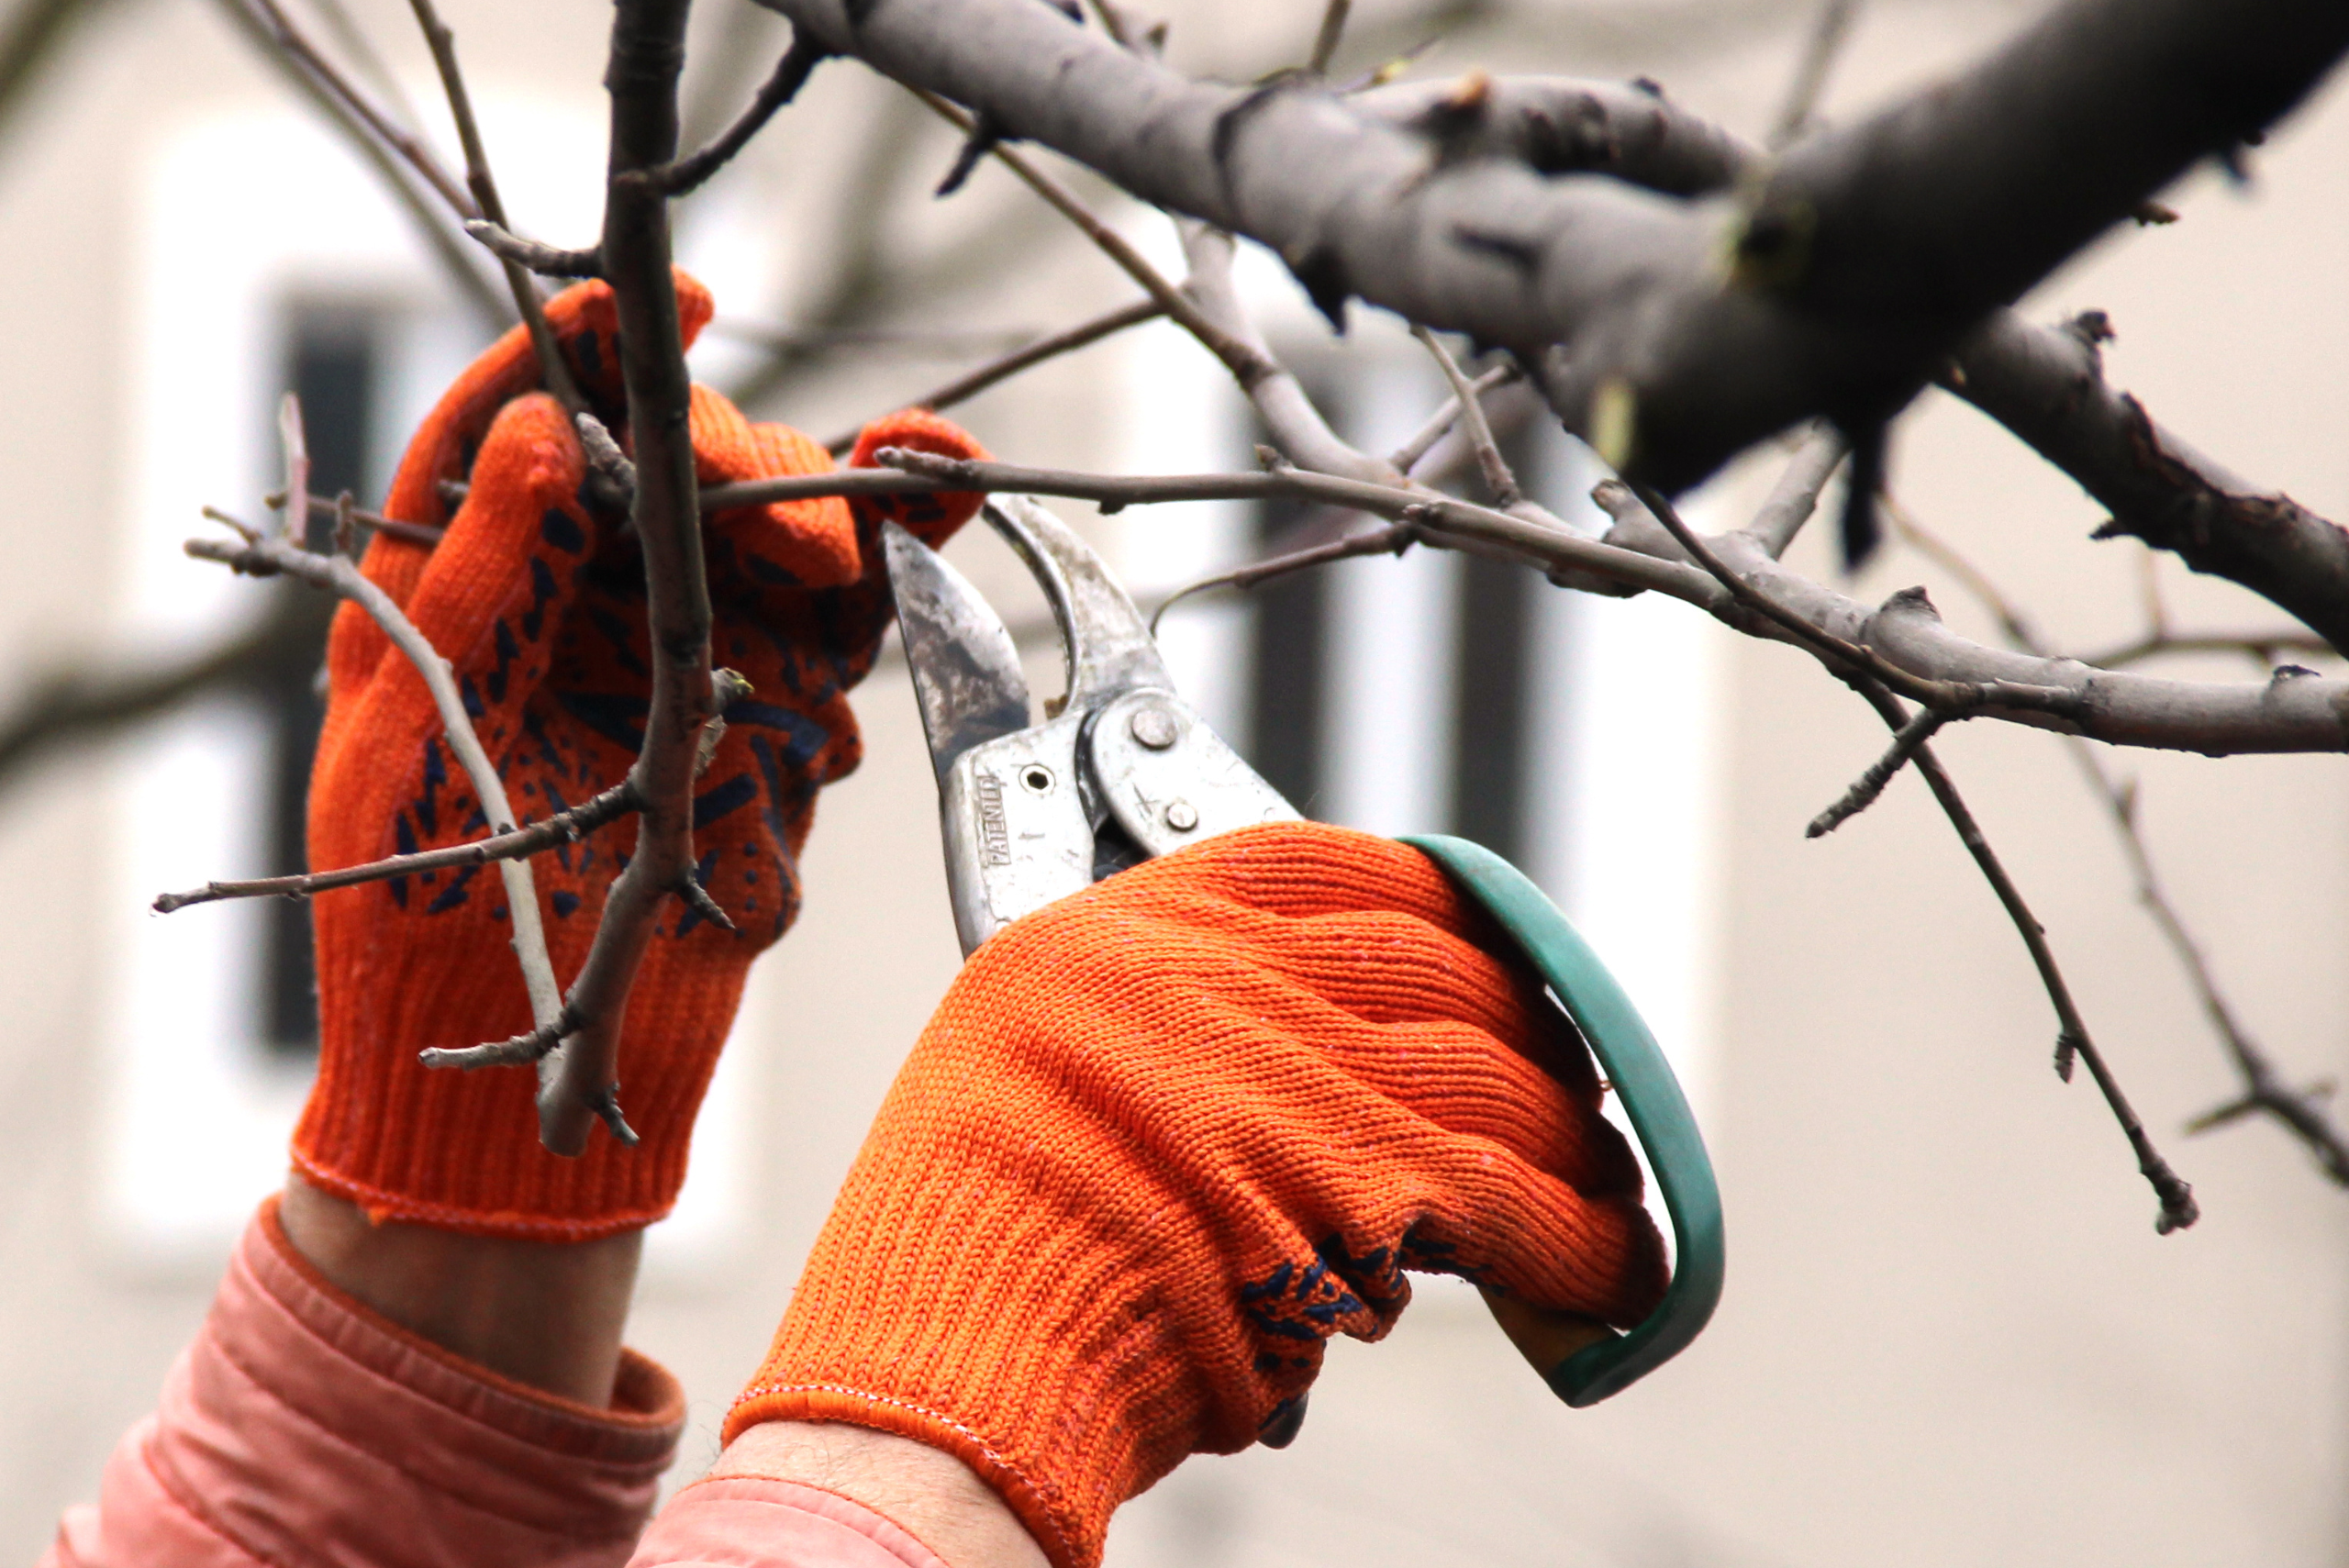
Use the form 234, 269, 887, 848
1888, 498, 2349, 1184
240, 0, 474, 215
2078, 630, 2338, 672
408, 0, 585, 413
304, 492, 443, 547
906, 87, 1275, 390
686, 451, 2349, 755
1388, 362, 1517, 474
818, 296, 1163, 454
1846, 676, 2198, 1231
1805, 706, 1948, 837
184, 510, 563, 1053
155, 781, 640, 912
1306, 0, 1351, 74
1149, 511, 1422, 632
1769, 0, 1860, 148
1622, 481, 2083, 722
210, 0, 507, 330
463, 219, 606, 279
1410, 327, 1519, 507
648, 31, 828, 195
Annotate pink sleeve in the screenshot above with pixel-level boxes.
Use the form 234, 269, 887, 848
41, 1197, 685, 1568
628, 1478, 952, 1568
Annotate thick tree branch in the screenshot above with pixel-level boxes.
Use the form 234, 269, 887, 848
497, 0, 713, 1156
759, 0, 2349, 494
1945, 311, 2349, 657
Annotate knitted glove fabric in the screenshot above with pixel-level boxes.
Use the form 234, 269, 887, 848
727, 821, 1667, 1568
294, 273, 987, 1240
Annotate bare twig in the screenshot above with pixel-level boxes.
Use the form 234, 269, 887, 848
575, 412, 638, 511
1619, 480, 2084, 725
1845, 677, 2199, 1233
408, 0, 585, 413
304, 491, 444, 548
1306, 0, 1350, 75
649, 30, 828, 195
2078, 630, 2339, 672
241, 0, 473, 214
1745, 425, 1849, 559
1149, 511, 1421, 632
463, 219, 606, 279
1888, 499, 2349, 1184
818, 296, 1163, 454
210, 0, 506, 328
694, 449, 2349, 755
904, 88, 1286, 414
1769, 0, 1859, 148
1805, 706, 1947, 837
1410, 327, 1518, 507
155, 781, 640, 912
185, 429, 564, 1052
1389, 362, 1517, 475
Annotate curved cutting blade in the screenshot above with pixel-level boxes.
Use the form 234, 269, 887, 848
884, 521, 1031, 786
982, 496, 1173, 710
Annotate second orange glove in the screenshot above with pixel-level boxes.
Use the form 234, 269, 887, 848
727, 822, 1666, 1568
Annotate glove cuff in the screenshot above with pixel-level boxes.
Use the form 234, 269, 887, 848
292, 936, 747, 1241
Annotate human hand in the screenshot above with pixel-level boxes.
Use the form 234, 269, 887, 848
292, 272, 987, 1240
722, 821, 1665, 1568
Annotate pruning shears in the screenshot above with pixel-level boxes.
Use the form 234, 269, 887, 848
882, 496, 1723, 1406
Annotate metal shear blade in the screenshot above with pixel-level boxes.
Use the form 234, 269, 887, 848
884, 497, 1297, 955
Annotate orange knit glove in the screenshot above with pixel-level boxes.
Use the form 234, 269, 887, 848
728, 822, 1666, 1568
293, 273, 987, 1240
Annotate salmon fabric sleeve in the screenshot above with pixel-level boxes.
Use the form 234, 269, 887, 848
39, 1200, 944, 1568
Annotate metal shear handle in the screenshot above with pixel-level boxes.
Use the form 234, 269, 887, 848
883, 501, 1721, 1407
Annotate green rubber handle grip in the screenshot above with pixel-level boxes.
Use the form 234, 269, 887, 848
1401, 834, 1725, 1407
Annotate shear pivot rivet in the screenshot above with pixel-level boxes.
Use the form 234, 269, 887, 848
1165, 799, 1199, 831
1130, 706, 1180, 750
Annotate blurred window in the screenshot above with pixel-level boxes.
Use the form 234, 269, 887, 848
259, 307, 390, 1059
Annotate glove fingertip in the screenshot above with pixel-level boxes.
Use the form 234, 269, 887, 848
847, 408, 991, 548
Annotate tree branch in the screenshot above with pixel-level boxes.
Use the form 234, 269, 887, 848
211, 0, 507, 331
647, 29, 828, 195
1944, 311, 2349, 657
184, 439, 565, 1056
1887, 499, 2349, 1185
699, 450, 2349, 756
155, 780, 640, 912
817, 295, 1162, 453
761, 0, 2349, 493
1844, 675, 2199, 1234
494, 0, 713, 1155
409, 0, 585, 413
1410, 327, 1517, 506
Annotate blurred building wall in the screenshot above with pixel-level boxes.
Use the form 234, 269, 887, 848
0, 0, 2344, 1563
